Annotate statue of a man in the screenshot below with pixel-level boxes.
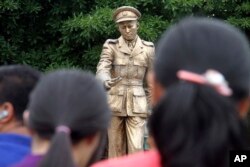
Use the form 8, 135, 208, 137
96, 6, 155, 158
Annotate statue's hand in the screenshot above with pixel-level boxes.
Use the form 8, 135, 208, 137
104, 76, 122, 89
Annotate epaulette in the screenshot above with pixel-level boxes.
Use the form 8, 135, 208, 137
106, 39, 118, 44
142, 40, 154, 47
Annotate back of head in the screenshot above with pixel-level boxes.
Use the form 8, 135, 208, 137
27, 69, 111, 167
154, 17, 250, 101
149, 17, 250, 167
0, 65, 41, 122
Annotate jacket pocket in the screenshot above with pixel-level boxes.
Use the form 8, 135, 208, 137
108, 89, 124, 113
133, 59, 147, 79
132, 89, 148, 114
133, 59, 147, 67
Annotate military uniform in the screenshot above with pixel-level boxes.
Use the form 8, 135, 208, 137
96, 6, 155, 157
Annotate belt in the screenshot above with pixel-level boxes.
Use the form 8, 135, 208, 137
119, 79, 143, 86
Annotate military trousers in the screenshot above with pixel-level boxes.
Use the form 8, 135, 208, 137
108, 116, 146, 158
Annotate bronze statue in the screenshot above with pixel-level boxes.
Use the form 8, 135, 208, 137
96, 6, 155, 158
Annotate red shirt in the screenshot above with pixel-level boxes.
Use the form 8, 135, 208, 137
92, 149, 161, 167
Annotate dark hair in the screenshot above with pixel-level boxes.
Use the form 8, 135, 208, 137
154, 17, 250, 101
27, 70, 111, 167
149, 17, 250, 167
0, 65, 41, 121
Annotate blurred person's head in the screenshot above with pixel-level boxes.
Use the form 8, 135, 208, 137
26, 70, 111, 167
148, 17, 250, 167
0, 65, 41, 135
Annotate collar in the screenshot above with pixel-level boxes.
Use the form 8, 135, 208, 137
125, 36, 138, 47
118, 36, 143, 55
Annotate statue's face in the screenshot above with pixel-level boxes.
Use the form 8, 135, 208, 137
118, 20, 138, 41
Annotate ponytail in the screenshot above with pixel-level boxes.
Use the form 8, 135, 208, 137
39, 128, 74, 167
148, 81, 247, 167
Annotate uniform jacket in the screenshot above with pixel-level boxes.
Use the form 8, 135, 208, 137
96, 36, 155, 117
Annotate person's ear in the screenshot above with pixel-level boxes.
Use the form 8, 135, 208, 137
85, 133, 101, 145
0, 102, 14, 124
238, 97, 250, 118
147, 135, 157, 149
23, 110, 30, 126
147, 72, 165, 107
22, 110, 35, 135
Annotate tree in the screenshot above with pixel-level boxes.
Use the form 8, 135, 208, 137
0, 0, 249, 72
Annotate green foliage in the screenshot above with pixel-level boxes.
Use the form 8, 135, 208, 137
0, 0, 249, 72
61, 7, 115, 46
81, 45, 103, 72
227, 17, 250, 30
163, 0, 204, 19
139, 15, 170, 42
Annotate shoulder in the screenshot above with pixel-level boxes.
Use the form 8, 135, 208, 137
141, 40, 154, 47
105, 39, 118, 45
103, 39, 118, 49
91, 150, 161, 167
